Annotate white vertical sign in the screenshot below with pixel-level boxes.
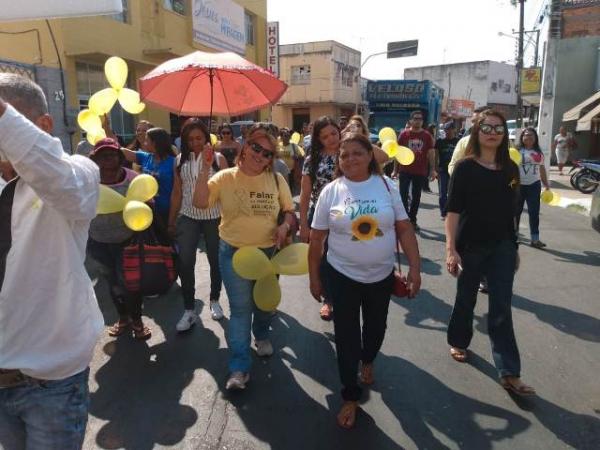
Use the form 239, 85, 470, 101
267, 21, 280, 77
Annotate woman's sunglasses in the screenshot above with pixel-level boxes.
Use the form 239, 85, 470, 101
249, 142, 274, 159
479, 123, 505, 135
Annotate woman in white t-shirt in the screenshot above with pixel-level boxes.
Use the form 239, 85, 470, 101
517, 128, 550, 249
308, 133, 421, 429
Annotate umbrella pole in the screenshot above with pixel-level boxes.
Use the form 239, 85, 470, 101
209, 69, 214, 136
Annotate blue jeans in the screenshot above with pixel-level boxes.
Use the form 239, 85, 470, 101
219, 240, 274, 373
516, 181, 541, 241
438, 170, 450, 217
0, 368, 90, 450
176, 215, 222, 309
447, 240, 521, 377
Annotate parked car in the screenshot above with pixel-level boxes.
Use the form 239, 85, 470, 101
507, 118, 533, 145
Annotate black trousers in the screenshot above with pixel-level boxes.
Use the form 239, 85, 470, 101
399, 173, 427, 223
326, 261, 394, 401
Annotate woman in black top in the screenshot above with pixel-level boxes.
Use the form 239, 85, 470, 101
445, 109, 535, 396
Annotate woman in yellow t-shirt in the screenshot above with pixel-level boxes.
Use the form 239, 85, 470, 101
193, 124, 295, 391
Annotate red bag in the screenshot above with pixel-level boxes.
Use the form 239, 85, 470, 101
122, 230, 177, 296
381, 176, 409, 298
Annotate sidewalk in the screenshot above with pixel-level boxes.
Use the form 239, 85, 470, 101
547, 166, 592, 214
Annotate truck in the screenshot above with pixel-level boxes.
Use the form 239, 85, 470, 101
366, 80, 444, 136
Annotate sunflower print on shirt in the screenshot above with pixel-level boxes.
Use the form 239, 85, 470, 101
351, 215, 384, 241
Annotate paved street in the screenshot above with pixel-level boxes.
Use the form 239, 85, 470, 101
84, 183, 600, 450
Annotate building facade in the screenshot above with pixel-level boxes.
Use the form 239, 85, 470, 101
271, 41, 361, 132
0, 0, 268, 151
404, 61, 518, 122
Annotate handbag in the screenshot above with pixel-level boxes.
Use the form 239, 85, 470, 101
381, 176, 409, 298
122, 227, 178, 296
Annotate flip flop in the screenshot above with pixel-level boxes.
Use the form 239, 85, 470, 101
337, 401, 358, 429
108, 318, 132, 337
450, 347, 468, 362
131, 321, 152, 341
500, 377, 536, 397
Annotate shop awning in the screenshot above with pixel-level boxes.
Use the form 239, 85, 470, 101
577, 102, 600, 131
563, 90, 600, 122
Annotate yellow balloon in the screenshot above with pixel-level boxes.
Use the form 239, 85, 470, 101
378, 127, 397, 144
253, 274, 281, 312
232, 247, 275, 280
89, 88, 118, 116
290, 132, 301, 145
86, 128, 106, 145
118, 88, 142, 114
549, 192, 561, 206
105, 56, 128, 90
126, 102, 146, 115
540, 190, 554, 204
77, 109, 101, 133
126, 174, 158, 203
396, 146, 415, 166
271, 243, 309, 275
122, 200, 153, 232
210, 134, 218, 146
97, 185, 127, 214
382, 140, 399, 158
509, 147, 522, 165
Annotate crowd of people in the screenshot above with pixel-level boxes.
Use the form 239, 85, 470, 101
0, 73, 551, 447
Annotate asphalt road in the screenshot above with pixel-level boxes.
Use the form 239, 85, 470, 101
84, 186, 600, 450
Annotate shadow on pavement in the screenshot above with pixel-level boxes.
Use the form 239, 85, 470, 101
541, 248, 600, 267
512, 295, 600, 343
467, 352, 600, 449
372, 353, 531, 449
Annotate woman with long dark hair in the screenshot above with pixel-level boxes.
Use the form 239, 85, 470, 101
216, 123, 242, 168
121, 127, 176, 225
516, 127, 550, 249
168, 119, 228, 330
445, 109, 535, 396
126, 120, 153, 151
308, 133, 421, 428
299, 116, 340, 321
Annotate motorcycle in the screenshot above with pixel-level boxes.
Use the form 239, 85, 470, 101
570, 160, 600, 194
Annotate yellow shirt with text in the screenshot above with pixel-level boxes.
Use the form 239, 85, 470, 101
208, 167, 294, 248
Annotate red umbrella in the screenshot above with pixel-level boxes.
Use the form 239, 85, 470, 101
138, 51, 287, 122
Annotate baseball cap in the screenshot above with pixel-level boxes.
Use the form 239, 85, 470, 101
89, 138, 121, 160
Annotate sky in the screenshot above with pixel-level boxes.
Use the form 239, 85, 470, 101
267, 0, 548, 80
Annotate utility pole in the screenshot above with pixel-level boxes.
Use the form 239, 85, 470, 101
517, 0, 525, 128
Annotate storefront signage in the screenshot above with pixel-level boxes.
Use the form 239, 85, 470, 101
192, 0, 246, 54
447, 99, 475, 117
267, 22, 280, 77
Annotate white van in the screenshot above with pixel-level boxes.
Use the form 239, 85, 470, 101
507, 118, 533, 144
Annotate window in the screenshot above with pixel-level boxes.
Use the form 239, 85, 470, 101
245, 11, 255, 46
164, 0, 186, 15
335, 62, 355, 87
76, 62, 135, 143
110, 0, 129, 23
291, 65, 311, 85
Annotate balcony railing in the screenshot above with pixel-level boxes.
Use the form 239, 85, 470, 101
561, 0, 600, 9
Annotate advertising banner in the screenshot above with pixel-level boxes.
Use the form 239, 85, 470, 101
267, 22, 280, 77
521, 67, 542, 95
1, 0, 122, 21
192, 0, 246, 54
447, 99, 475, 117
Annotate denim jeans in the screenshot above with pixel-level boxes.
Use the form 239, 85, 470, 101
447, 239, 521, 378
438, 170, 450, 217
219, 240, 274, 373
399, 173, 427, 223
176, 215, 222, 310
326, 262, 394, 401
516, 181, 541, 241
0, 368, 90, 450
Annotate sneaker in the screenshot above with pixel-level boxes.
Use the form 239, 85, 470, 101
531, 240, 547, 249
210, 300, 224, 320
176, 310, 198, 332
255, 339, 273, 357
226, 371, 249, 390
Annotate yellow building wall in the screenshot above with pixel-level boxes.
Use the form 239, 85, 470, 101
0, 0, 269, 144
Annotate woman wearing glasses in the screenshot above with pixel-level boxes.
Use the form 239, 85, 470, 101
216, 123, 242, 168
445, 110, 535, 396
193, 124, 295, 391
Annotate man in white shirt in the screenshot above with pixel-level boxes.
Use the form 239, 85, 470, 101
0, 74, 103, 449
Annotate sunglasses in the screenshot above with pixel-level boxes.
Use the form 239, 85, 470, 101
249, 142, 274, 159
479, 123, 505, 135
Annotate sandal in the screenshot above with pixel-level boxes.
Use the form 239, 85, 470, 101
450, 347, 468, 362
337, 401, 358, 429
108, 318, 132, 337
131, 321, 152, 341
360, 363, 374, 385
500, 376, 536, 397
320, 303, 333, 321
